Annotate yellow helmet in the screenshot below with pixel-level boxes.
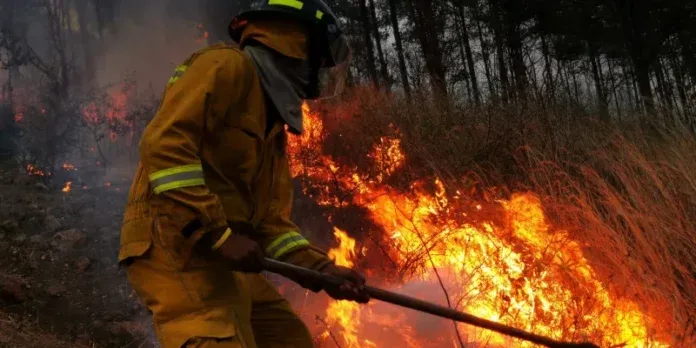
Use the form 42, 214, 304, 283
229, 0, 352, 99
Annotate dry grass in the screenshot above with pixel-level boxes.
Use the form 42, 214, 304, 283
315, 87, 696, 344
522, 127, 696, 342
0, 311, 93, 348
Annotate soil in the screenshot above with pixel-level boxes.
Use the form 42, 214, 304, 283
0, 167, 153, 348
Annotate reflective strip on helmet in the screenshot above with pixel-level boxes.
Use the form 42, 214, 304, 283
268, 0, 304, 10
167, 65, 188, 86
266, 232, 310, 259
316, 10, 324, 20
149, 164, 205, 194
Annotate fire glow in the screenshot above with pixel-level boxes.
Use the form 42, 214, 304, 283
26, 164, 47, 176
286, 104, 670, 347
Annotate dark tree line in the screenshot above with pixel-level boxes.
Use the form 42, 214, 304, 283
311, 0, 695, 125
2, 0, 695, 127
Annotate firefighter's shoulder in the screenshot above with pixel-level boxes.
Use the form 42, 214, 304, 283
184, 44, 255, 85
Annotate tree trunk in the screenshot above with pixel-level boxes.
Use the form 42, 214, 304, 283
456, 2, 480, 104
678, 31, 696, 85
669, 45, 690, 118
75, 0, 96, 87
387, 0, 411, 96
627, 62, 641, 111
455, 32, 472, 99
368, 0, 390, 85
561, 61, 573, 102
588, 44, 608, 120
358, 0, 379, 86
406, 0, 448, 96
654, 59, 674, 114
619, 0, 655, 115
527, 52, 542, 101
501, 3, 526, 100
489, 0, 509, 101
633, 58, 655, 115
622, 65, 634, 111
607, 57, 622, 119
475, 11, 494, 98
571, 65, 580, 102
540, 34, 554, 102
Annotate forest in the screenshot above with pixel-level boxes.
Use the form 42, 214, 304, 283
0, 0, 695, 347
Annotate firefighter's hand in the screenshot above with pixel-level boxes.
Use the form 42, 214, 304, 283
319, 263, 370, 303
209, 228, 265, 273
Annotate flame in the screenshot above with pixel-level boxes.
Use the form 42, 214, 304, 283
62, 181, 72, 193
368, 136, 405, 181
26, 164, 46, 176
323, 228, 375, 348
196, 23, 210, 43
81, 85, 131, 141
287, 104, 672, 347
62, 163, 77, 171
14, 105, 24, 123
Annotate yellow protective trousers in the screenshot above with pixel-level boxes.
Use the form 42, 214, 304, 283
125, 236, 314, 348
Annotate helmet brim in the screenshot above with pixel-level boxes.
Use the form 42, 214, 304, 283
229, 8, 315, 43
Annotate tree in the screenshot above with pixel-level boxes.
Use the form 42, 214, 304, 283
387, 0, 411, 96
406, 0, 448, 96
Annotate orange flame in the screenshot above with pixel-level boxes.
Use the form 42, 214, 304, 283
368, 136, 405, 181
196, 24, 210, 43
62, 181, 72, 193
26, 164, 46, 176
288, 104, 672, 347
323, 228, 366, 347
13, 105, 24, 123
81, 85, 130, 142
62, 163, 77, 171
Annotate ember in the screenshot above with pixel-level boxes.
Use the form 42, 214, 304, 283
288, 104, 670, 347
26, 164, 47, 176
61, 163, 77, 171
196, 24, 210, 43
61, 181, 72, 193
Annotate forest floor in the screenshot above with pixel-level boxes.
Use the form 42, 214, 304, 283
0, 167, 154, 348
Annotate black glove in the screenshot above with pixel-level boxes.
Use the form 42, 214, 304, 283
196, 225, 265, 273
317, 262, 370, 303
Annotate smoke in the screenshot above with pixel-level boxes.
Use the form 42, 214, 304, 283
95, 0, 216, 97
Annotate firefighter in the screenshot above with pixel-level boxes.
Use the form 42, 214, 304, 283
118, 1, 366, 347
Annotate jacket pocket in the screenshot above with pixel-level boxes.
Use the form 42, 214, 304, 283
153, 212, 200, 271
118, 216, 154, 265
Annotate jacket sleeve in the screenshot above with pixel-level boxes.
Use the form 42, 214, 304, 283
257, 147, 332, 273
140, 48, 251, 242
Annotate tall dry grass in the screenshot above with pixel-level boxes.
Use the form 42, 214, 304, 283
315, 86, 696, 344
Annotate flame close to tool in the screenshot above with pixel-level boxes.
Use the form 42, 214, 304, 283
286, 104, 670, 347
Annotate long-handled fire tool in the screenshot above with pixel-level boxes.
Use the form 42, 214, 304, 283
262, 258, 600, 348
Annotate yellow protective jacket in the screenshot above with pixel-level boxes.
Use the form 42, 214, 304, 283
119, 44, 330, 274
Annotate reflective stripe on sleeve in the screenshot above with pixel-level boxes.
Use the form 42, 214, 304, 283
265, 232, 310, 259
149, 164, 205, 194
167, 65, 188, 86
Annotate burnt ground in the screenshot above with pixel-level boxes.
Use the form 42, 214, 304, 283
0, 167, 153, 348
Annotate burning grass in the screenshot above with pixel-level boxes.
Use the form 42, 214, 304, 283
286, 88, 696, 347
3, 81, 695, 346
